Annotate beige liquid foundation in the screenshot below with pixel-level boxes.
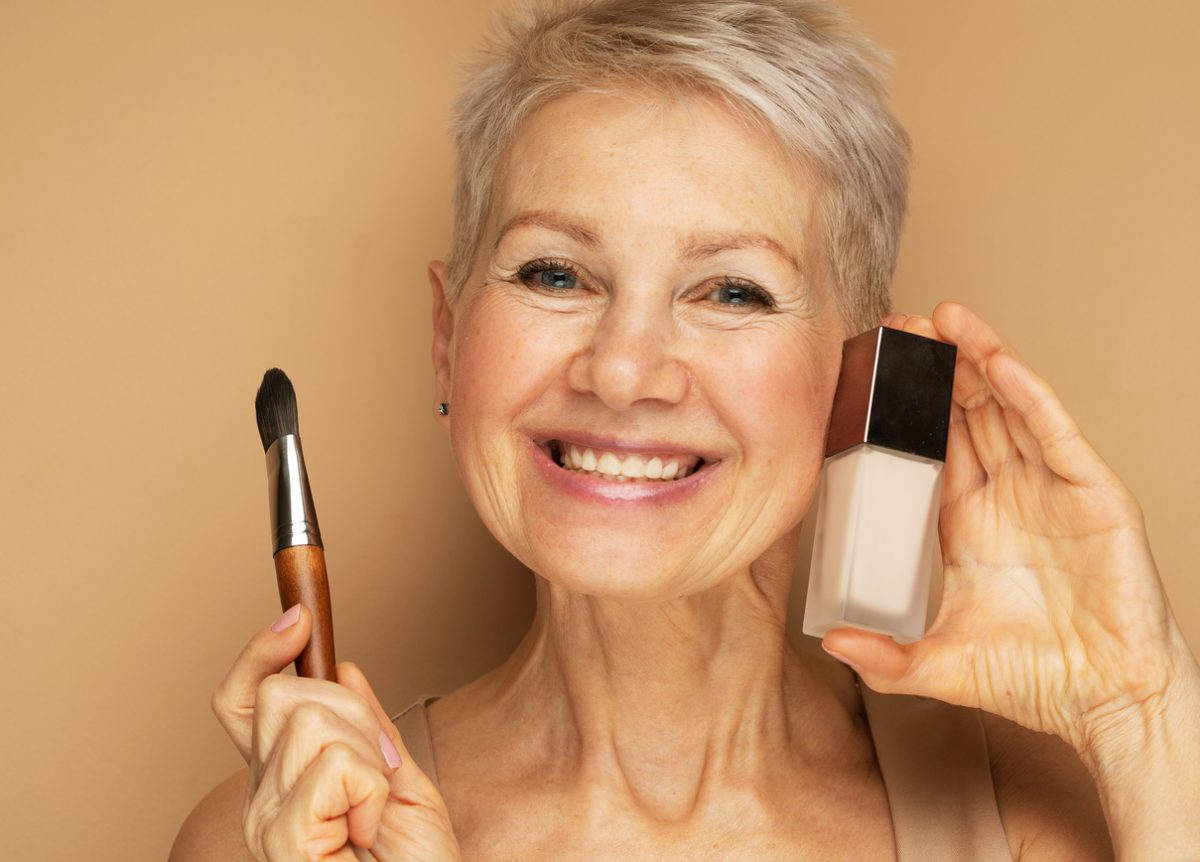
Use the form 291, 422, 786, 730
802, 326, 957, 644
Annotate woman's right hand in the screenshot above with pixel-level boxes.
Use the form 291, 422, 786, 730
211, 604, 462, 862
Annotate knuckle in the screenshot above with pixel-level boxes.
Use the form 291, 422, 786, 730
371, 769, 390, 798
321, 741, 359, 771
347, 695, 378, 731
290, 701, 332, 735
256, 673, 287, 707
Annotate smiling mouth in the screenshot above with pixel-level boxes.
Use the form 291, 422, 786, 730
545, 439, 708, 482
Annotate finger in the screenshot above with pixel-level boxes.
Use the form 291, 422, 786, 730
986, 350, 1112, 488
1000, 397, 1042, 464
888, 315, 988, 504
249, 705, 390, 860
941, 401, 985, 507
930, 303, 1026, 475
260, 701, 391, 802
213, 604, 313, 761
251, 673, 390, 781
935, 302, 1110, 487
337, 664, 418, 781
962, 395, 1021, 477
931, 301, 1021, 392
336, 662, 450, 810
891, 312, 937, 341
334, 663, 393, 733
931, 301, 1013, 415
261, 742, 390, 860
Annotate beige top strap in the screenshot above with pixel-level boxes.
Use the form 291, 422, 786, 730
392, 688, 1012, 860
391, 693, 441, 786
859, 681, 1012, 861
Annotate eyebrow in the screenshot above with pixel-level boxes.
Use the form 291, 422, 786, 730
681, 230, 803, 274
492, 210, 601, 253
493, 209, 802, 273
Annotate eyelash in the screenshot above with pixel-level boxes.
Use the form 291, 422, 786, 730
512, 257, 777, 310
514, 257, 577, 289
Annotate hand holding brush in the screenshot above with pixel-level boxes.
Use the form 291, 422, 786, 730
199, 369, 463, 859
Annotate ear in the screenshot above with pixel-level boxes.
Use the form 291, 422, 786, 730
428, 260, 455, 421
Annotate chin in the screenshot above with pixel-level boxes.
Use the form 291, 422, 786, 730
525, 538, 742, 602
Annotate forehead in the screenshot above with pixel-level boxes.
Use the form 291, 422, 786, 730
489, 87, 820, 256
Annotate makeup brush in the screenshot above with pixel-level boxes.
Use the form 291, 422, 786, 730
254, 368, 337, 681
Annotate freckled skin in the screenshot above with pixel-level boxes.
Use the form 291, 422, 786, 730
420, 88, 907, 859
439, 88, 847, 600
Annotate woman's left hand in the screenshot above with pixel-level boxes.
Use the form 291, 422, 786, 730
821, 301, 1199, 760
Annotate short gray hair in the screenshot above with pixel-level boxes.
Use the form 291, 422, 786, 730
447, 0, 909, 332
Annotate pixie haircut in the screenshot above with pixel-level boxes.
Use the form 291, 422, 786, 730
447, 0, 909, 332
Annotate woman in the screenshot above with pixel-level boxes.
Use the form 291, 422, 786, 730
172, 0, 1200, 859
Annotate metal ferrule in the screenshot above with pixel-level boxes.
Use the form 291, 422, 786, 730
265, 434, 323, 554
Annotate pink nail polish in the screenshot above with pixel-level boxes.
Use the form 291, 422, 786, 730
379, 729, 403, 769
271, 603, 301, 633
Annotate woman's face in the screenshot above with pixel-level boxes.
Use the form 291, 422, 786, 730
433, 88, 848, 599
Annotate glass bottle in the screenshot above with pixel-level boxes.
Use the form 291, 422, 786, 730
802, 325, 957, 644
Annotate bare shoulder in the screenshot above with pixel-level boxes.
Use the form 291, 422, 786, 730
981, 712, 1114, 861
168, 767, 257, 862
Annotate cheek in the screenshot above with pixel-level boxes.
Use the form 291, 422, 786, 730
449, 294, 576, 437
706, 329, 840, 478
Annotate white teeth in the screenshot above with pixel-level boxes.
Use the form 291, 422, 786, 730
555, 443, 697, 482
596, 451, 622, 476
620, 455, 645, 478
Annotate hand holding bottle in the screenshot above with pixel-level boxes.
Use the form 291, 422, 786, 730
819, 302, 1199, 758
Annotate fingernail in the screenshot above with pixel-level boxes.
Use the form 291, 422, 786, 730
379, 729, 403, 769
270, 603, 301, 633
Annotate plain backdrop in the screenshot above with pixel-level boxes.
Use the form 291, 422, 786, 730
2, 1, 1196, 858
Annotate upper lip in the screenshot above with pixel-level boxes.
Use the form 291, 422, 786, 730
532, 430, 723, 462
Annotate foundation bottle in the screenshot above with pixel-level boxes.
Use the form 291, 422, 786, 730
802, 325, 957, 644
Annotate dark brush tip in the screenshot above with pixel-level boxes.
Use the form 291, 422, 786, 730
255, 368, 299, 451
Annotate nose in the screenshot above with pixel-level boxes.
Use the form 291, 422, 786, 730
567, 296, 689, 411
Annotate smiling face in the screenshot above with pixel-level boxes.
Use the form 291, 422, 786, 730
432, 87, 848, 600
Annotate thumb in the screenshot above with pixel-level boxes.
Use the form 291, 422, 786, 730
821, 628, 947, 699
211, 603, 314, 760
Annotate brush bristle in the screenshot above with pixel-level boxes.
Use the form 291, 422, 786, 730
255, 368, 299, 451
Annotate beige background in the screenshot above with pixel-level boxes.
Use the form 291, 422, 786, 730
1, 1, 1195, 858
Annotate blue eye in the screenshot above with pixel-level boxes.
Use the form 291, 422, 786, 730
538, 269, 576, 290
515, 258, 580, 292
709, 280, 773, 308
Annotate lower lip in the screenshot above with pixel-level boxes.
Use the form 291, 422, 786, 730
528, 439, 719, 505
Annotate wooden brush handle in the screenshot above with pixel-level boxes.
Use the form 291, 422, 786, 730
274, 544, 337, 681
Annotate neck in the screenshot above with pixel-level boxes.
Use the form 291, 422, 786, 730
475, 533, 864, 821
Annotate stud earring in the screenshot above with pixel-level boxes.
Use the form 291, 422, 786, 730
437, 402, 449, 416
